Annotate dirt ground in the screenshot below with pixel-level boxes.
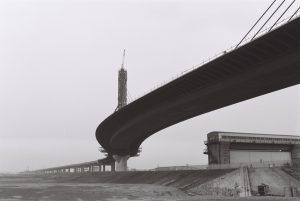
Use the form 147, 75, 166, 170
0, 174, 300, 201
248, 168, 300, 196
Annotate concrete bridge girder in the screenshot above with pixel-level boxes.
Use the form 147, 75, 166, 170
96, 17, 300, 158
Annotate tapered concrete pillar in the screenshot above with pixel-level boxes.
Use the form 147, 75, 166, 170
113, 155, 130, 171
111, 161, 116, 172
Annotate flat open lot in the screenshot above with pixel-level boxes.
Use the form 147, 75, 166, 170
0, 174, 299, 201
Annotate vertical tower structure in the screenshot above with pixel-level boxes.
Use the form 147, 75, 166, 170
117, 50, 127, 110
113, 50, 130, 171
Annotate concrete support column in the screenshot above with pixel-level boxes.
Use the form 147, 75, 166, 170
220, 142, 230, 164
113, 155, 130, 171
292, 145, 300, 167
111, 161, 116, 172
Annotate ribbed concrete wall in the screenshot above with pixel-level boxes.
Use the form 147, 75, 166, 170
39, 169, 234, 191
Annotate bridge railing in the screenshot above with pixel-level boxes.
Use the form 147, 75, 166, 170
127, 11, 300, 104
153, 160, 292, 171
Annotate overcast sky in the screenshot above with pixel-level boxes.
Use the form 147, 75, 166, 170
0, 0, 299, 172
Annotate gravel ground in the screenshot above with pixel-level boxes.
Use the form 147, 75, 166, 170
0, 175, 299, 201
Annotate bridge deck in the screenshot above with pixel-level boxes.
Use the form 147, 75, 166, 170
96, 17, 300, 156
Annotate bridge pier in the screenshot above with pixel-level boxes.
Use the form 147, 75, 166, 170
113, 155, 130, 171
111, 161, 115, 172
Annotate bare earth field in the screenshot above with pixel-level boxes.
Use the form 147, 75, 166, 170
0, 174, 300, 201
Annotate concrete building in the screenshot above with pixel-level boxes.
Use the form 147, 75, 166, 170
204, 132, 300, 166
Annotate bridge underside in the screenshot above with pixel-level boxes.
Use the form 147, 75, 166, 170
96, 17, 300, 156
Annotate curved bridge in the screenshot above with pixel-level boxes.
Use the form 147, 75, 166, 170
96, 17, 300, 157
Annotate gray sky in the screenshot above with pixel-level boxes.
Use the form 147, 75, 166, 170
0, 0, 299, 172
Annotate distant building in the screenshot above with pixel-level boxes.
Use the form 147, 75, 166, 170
204, 131, 300, 166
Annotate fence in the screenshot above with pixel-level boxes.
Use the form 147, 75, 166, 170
153, 160, 291, 171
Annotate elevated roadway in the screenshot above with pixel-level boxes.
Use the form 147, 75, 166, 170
31, 157, 115, 174
96, 17, 300, 159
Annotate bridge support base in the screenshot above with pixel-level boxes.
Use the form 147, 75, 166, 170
113, 155, 130, 171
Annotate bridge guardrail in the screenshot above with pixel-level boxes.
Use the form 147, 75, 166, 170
128, 11, 300, 104
153, 160, 292, 171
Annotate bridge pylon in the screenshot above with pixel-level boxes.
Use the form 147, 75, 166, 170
113, 155, 130, 171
